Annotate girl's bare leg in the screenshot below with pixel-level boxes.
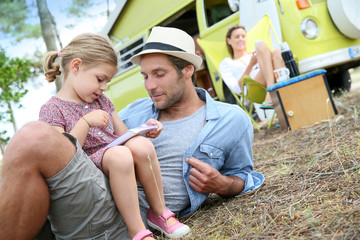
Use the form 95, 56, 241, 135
102, 146, 154, 239
125, 136, 177, 226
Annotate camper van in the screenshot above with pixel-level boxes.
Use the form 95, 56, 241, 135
103, 0, 360, 111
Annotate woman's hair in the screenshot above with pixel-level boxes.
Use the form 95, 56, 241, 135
43, 33, 118, 82
225, 25, 246, 58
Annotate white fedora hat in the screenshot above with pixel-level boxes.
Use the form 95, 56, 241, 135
130, 26, 203, 70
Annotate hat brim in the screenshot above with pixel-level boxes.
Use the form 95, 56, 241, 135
130, 49, 203, 71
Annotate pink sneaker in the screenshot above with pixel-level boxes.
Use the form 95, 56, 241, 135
147, 208, 190, 239
132, 229, 154, 240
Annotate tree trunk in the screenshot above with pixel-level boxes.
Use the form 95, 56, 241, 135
0, 142, 4, 156
36, 0, 62, 92
7, 102, 17, 133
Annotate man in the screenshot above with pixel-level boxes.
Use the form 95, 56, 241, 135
0, 26, 263, 240
119, 26, 264, 220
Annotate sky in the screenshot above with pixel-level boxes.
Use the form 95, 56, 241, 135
0, 0, 117, 143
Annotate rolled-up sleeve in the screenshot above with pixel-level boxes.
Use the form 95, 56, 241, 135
218, 111, 264, 194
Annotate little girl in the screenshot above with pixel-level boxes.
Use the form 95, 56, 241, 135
39, 33, 190, 240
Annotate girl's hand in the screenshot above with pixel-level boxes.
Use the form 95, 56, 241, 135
145, 119, 163, 138
84, 110, 110, 130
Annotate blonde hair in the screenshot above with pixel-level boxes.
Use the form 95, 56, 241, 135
43, 33, 118, 82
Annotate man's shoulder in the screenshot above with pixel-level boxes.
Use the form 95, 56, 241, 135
119, 98, 152, 114
215, 100, 248, 118
212, 101, 252, 130
118, 98, 154, 126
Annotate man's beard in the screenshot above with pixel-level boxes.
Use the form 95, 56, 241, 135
152, 75, 185, 110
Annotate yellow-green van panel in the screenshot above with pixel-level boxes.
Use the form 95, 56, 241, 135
109, 0, 194, 45
105, 67, 147, 111
277, 1, 360, 61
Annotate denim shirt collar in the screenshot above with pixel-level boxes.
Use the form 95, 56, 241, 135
150, 88, 220, 121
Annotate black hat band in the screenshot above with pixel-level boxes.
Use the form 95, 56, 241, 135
142, 42, 186, 52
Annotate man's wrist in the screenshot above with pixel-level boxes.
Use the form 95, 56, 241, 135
218, 176, 245, 197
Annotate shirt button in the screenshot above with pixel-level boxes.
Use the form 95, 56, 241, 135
97, 131, 102, 135
209, 153, 213, 157
84, 105, 89, 109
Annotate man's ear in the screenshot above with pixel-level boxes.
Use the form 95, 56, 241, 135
70, 58, 83, 74
182, 64, 195, 79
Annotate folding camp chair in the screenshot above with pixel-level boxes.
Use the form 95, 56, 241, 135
197, 14, 279, 130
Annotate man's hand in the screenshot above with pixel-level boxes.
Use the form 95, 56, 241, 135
186, 157, 245, 197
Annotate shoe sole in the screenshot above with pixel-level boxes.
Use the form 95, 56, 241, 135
259, 106, 274, 109
147, 220, 190, 239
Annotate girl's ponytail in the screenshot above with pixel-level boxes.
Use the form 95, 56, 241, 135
43, 51, 61, 82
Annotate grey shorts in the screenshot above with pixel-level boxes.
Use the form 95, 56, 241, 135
44, 133, 130, 240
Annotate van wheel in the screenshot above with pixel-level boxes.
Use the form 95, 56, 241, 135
326, 70, 351, 96
327, 0, 360, 39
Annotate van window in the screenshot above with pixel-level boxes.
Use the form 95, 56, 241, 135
204, 0, 232, 27
160, 2, 198, 36
117, 36, 145, 75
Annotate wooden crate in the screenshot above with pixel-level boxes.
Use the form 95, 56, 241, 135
268, 71, 337, 131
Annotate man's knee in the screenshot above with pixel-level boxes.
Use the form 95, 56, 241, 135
8, 122, 55, 150
4, 121, 76, 179
5, 122, 51, 163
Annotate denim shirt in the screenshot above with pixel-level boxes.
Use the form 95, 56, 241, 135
118, 88, 264, 216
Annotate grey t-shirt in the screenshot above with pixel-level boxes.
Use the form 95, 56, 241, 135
138, 105, 206, 222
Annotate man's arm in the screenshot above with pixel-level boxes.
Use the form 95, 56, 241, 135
186, 157, 245, 197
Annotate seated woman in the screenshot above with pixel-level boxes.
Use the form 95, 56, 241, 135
219, 25, 285, 108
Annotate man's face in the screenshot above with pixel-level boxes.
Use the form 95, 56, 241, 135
140, 53, 185, 110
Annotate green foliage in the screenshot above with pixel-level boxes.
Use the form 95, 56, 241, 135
0, 49, 32, 144
0, 0, 42, 41
0, 0, 28, 29
64, 0, 93, 17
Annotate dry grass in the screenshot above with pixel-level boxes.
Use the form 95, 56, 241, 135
155, 90, 360, 239
1, 84, 359, 240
